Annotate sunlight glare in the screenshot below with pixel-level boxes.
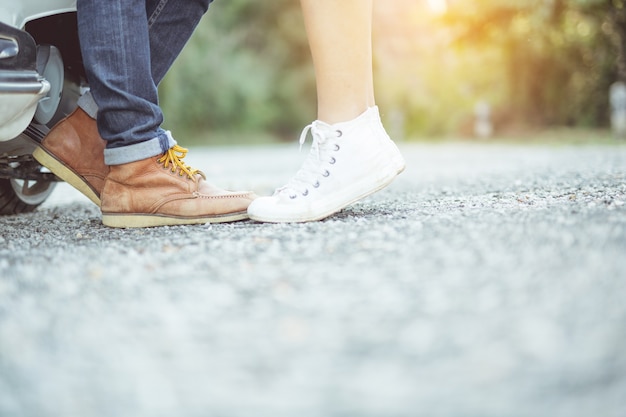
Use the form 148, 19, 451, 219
427, 0, 448, 15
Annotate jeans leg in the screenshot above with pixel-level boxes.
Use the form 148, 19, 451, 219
146, 0, 213, 85
77, 0, 174, 165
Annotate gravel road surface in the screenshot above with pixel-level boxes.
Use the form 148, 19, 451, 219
1, 142, 625, 417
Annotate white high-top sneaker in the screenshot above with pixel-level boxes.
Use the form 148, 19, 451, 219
248, 106, 405, 223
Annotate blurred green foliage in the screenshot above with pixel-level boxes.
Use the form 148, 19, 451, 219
159, 0, 625, 141
159, 0, 315, 141
442, 0, 625, 131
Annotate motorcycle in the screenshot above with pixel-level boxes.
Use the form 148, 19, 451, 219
0, 0, 84, 214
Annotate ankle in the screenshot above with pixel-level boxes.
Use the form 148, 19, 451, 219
317, 104, 375, 125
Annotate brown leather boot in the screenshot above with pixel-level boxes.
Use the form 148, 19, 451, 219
32, 107, 109, 206
101, 145, 256, 228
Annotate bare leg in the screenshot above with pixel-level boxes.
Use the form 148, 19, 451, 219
247, 0, 405, 223
300, 0, 375, 124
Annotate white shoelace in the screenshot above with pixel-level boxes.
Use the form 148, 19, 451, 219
275, 122, 342, 199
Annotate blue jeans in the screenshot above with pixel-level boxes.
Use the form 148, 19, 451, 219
76, 0, 212, 165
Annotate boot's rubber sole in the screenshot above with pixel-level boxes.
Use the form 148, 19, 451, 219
102, 211, 249, 228
32, 146, 101, 206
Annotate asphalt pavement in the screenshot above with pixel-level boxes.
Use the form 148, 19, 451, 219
0, 141, 625, 417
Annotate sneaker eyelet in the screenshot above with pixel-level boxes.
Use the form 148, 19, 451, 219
289, 194, 297, 199
302, 189, 309, 196
329, 157, 336, 164
336, 130, 343, 138
323, 170, 330, 177
334, 144, 340, 151
313, 181, 320, 188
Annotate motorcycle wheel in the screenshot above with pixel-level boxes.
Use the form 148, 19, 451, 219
0, 178, 56, 215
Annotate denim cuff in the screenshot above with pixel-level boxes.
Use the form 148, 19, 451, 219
104, 131, 177, 165
77, 91, 98, 119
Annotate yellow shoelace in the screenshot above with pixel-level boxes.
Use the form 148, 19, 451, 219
158, 145, 206, 180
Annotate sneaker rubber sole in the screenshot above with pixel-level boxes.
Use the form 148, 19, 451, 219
32, 146, 101, 206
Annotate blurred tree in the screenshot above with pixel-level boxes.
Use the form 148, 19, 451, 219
159, 0, 624, 140
443, 0, 624, 129
607, 0, 626, 82
159, 0, 316, 139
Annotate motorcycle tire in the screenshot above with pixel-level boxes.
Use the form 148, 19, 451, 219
0, 177, 56, 215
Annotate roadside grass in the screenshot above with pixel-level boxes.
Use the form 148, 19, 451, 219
411, 127, 626, 146
176, 126, 626, 148
175, 130, 282, 148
